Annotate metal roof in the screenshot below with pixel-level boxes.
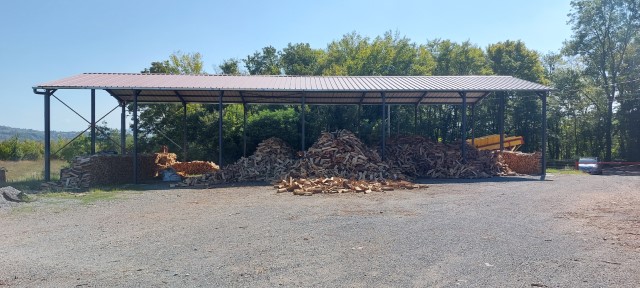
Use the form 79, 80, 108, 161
34, 73, 552, 105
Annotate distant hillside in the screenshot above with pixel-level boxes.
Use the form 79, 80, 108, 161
0, 125, 80, 141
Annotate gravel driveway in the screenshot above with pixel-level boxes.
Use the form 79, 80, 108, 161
1, 173, 638, 287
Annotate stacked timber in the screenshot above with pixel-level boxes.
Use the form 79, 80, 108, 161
155, 153, 178, 175
384, 136, 501, 179
179, 137, 296, 186
41, 154, 158, 190
284, 130, 400, 180
498, 151, 541, 175
275, 176, 427, 196
171, 161, 220, 176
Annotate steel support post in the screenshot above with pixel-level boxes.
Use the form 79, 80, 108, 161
414, 105, 418, 134
540, 92, 548, 180
90, 89, 96, 155
499, 93, 505, 151
387, 104, 391, 137
460, 92, 467, 163
133, 91, 139, 184
301, 95, 306, 152
218, 91, 224, 167
183, 103, 187, 161
357, 105, 362, 136
243, 103, 248, 157
120, 102, 126, 155
44, 90, 51, 181
381, 92, 386, 160
471, 104, 476, 146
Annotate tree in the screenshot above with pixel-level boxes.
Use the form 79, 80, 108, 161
280, 43, 323, 75
244, 46, 281, 75
135, 52, 209, 160
487, 40, 548, 152
564, 0, 640, 160
218, 58, 242, 75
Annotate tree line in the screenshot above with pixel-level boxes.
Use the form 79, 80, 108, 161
5, 0, 637, 165
136, 1, 639, 164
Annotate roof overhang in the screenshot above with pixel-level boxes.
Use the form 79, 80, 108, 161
33, 73, 553, 105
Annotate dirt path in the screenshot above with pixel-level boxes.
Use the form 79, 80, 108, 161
1, 174, 638, 287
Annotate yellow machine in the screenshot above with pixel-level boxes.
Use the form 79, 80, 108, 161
467, 134, 524, 151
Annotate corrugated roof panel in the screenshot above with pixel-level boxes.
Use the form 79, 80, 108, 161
35, 73, 551, 105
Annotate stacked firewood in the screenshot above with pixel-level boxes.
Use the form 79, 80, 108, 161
384, 136, 501, 179
284, 130, 401, 181
275, 176, 427, 196
155, 153, 178, 175
498, 151, 541, 175
179, 137, 296, 186
172, 161, 220, 176
41, 154, 157, 190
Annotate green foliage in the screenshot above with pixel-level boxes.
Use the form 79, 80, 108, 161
564, 0, 640, 160
218, 58, 242, 75
244, 46, 281, 75
131, 25, 640, 166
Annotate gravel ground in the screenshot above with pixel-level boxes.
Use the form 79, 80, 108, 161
0, 172, 638, 287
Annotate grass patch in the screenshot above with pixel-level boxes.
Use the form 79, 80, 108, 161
39, 189, 122, 205
1, 159, 67, 183
547, 168, 584, 175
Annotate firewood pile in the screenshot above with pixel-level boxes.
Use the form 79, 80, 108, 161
155, 153, 177, 174
172, 161, 220, 176
275, 176, 427, 195
498, 151, 541, 175
284, 130, 400, 180
178, 137, 296, 186
41, 154, 157, 190
384, 136, 501, 179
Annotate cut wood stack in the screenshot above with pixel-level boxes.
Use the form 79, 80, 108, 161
498, 151, 541, 175
384, 136, 501, 179
275, 176, 427, 195
180, 137, 296, 186
285, 130, 401, 181
171, 161, 220, 176
41, 154, 158, 190
155, 153, 178, 175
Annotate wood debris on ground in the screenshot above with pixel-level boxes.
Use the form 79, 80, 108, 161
275, 177, 428, 196
384, 135, 502, 179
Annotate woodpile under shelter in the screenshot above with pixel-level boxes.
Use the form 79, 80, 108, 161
33, 73, 553, 182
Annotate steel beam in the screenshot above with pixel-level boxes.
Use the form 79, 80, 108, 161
387, 105, 391, 137
381, 92, 386, 161
243, 103, 248, 157
539, 92, 548, 180
460, 92, 467, 163
91, 89, 96, 155
414, 105, 418, 134
183, 102, 188, 161
301, 94, 306, 152
120, 101, 126, 155
133, 90, 139, 184
499, 92, 505, 152
44, 90, 51, 181
218, 91, 224, 166
471, 104, 476, 146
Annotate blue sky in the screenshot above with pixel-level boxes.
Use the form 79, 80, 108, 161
0, 0, 573, 131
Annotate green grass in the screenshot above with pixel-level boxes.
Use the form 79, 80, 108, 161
1, 159, 67, 181
38, 189, 124, 205
546, 168, 584, 175
0, 159, 68, 191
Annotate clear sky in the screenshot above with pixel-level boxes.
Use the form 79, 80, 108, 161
0, 0, 573, 132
